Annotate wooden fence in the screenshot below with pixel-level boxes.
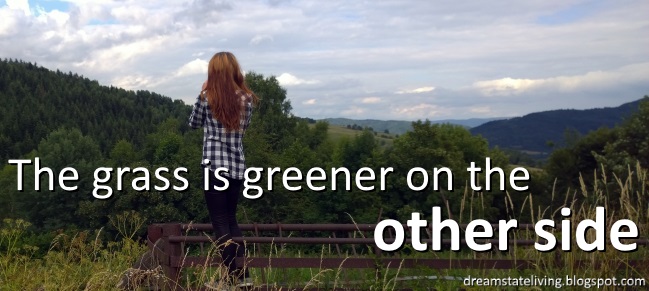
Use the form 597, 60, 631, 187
145, 223, 648, 290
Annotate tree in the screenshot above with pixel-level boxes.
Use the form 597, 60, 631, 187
20, 128, 103, 230
245, 72, 297, 151
544, 96, 649, 211
605, 96, 649, 168
110, 139, 137, 167
382, 121, 500, 221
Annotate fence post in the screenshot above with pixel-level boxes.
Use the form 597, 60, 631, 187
252, 223, 267, 283
161, 223, 183, 286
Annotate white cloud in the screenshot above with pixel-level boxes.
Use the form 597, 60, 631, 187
473, 77, 539, 96
473, 63, 649, 96
396, 87, 435, 94
393, 103, 440, 118
175, 58, 208, 77
250, 34, 274, 45
74, 35, 172, 71
6, 0, 30, 15
276, 73, 320, 86
302, 98, 316, 105
0, 9, 19, 37
37, 9, 69, 26
360, 97, 381, 104
111, 74, 154, 90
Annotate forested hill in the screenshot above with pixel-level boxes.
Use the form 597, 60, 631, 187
323, 117, 502, 135
470, 98, 643, 154
0, 58, 518, 234
0, 59, 191, 163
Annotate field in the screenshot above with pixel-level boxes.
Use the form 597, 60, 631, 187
318, 124, 396, 146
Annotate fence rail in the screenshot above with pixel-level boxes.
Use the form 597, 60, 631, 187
145, 223, 649, 290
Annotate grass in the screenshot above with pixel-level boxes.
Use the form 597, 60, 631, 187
0, 214, 150, 290
1, 163, 648, 290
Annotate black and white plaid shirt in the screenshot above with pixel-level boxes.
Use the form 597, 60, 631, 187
188, 92, 253, 180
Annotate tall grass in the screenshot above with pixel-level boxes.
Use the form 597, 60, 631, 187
0, 212, 149, 290
0, 163, 647, 290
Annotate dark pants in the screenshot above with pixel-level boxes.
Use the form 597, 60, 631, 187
204, 171, 248, 279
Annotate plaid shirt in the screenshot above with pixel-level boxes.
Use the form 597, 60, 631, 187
188, 92, 253, 179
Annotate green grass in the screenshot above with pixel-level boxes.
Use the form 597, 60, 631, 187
0, 218, 149, 290
321, 124, 396, 146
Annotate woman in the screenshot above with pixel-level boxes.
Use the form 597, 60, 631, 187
188, 51, 259, 289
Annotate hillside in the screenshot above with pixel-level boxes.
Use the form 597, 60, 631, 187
470, 98, 644, 155
0, 60, 400, 165
317, 124, 396, 146
322, 117, 501, 135
0, 59, 191, 163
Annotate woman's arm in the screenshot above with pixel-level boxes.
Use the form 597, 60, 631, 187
188, 87, 207, 129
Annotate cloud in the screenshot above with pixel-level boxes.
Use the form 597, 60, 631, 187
175, 58, 208, 77
111, 74, 154, 90
250, 34, 273, 45
470, 106, 492, 114
396, 87, 435, 94
174, 0, 232, 28
393, 103, 441, 118
74, 35, 172, 72
276, 73, 320, 86
473, 78, 539, 96
342, 106, 366, 116
360, 97, 381, 104
302, 98, 316, 105
6, 0, 30, 15
0, 10, 20, 37
2, 1, 648, 121
473, 62, 649, 96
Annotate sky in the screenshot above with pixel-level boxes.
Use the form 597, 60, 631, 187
1, 0, 648, 121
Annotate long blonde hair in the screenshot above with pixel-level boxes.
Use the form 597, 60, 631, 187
202, 52, 259, 131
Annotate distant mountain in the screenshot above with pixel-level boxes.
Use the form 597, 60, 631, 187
470, 99, 644, 155
322, 117, 502, 135
434, 118, 506, 128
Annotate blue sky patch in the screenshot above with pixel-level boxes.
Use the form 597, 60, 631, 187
31, 0, 69, 12
536, 0, 606, 25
